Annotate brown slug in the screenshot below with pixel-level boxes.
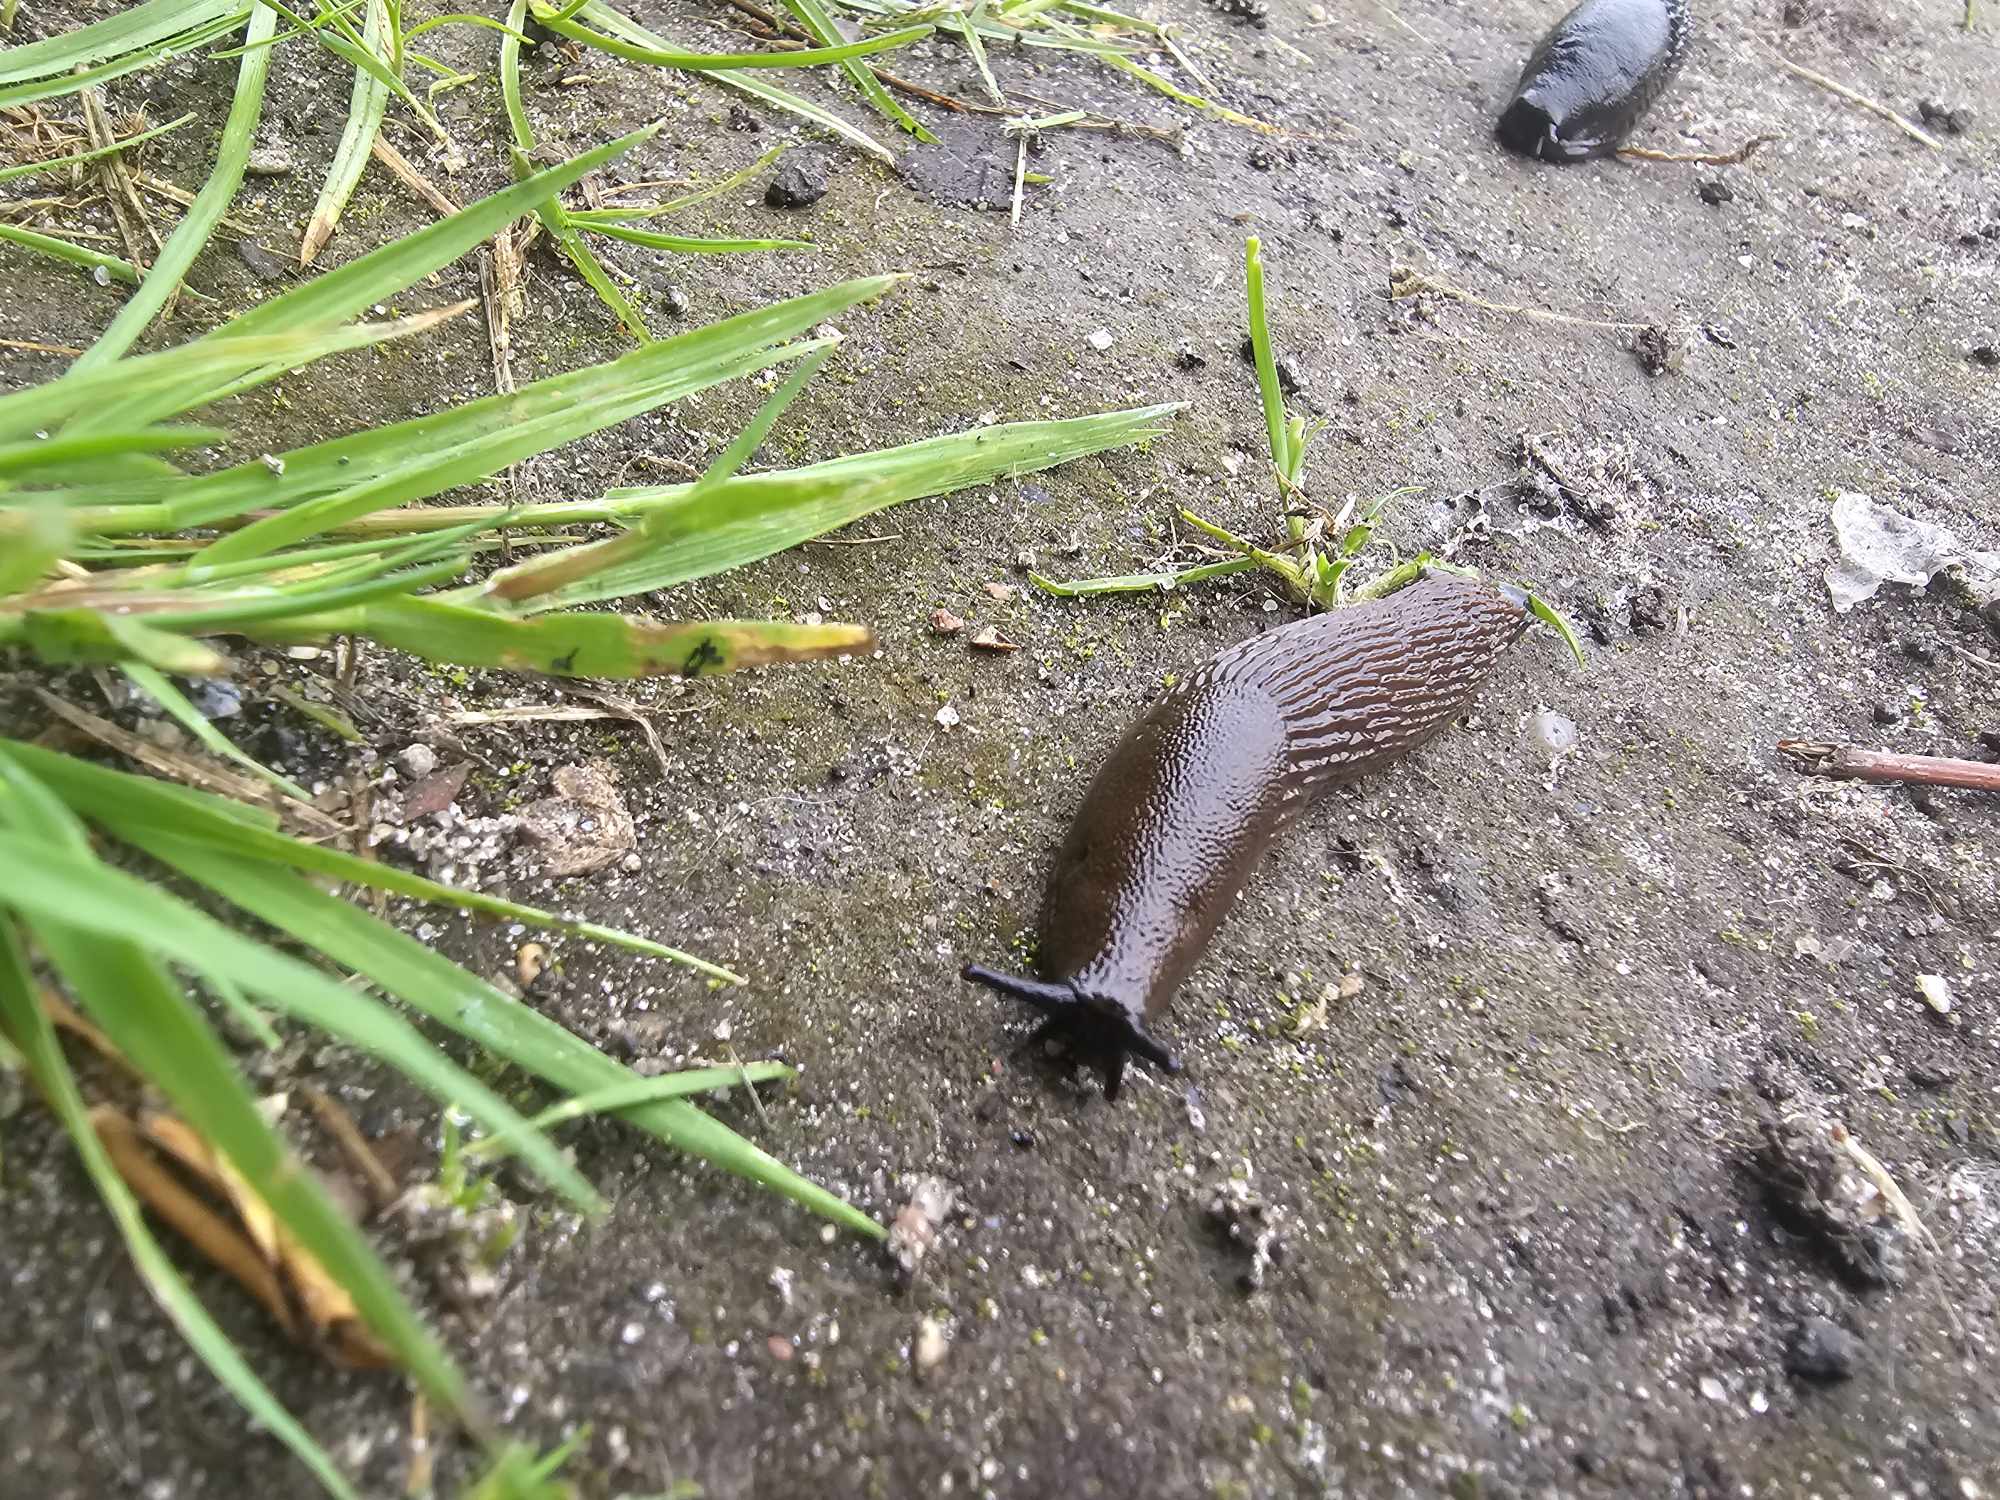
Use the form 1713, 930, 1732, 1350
962, 571, 1530, 1099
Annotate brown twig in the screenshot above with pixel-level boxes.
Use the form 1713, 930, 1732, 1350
43, 990, 144, 1082
1778, 740, 2000, 793
303, 1085, 401, 1216
559, 687, 673, 777
805, 530, 904, 547
0, 337, 86, 356
747, 32, 998, 113
406, 1393, 434, 1499
1388, 267, 1654, 333
79, 90, 160, 278
1617, 132, 1781, 165
131, 173, 261, 237
33, 688, 347, 836
1776, 57, 1944, 150
370, 135, 461, 218
479, 219, 533, 499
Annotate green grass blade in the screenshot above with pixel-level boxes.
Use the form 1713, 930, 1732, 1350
2, 311, 464, 445
184, 277, 900, 553
200, 968, 284, 1049
0, 922, 362, 1500
71, 2, 278, 372
0, 502, 70, 595
580, 222, 812, 254
472, 1063, 794, 1155
151, 555, 469, 627
0, 221, 139, 283
0, 424, 225, 479
0, 737, 742, 975
1092, 48, 1274, 130
774, 0, 937, 140
714, 67, 894, 162
300, 0, 391, 266
499, 0, 537, 151
483, 344, 833, 602
0, 765, 472, 1417
253, 0, 446, 142
541, 200, 655, 341
948, 10, 1005, 105
499, 0, 652, 340
118, 664, 313, 802
583, 141, 786, 219
0, 12, 250, 109
574, 0, 893, 161
18, 610, 234, 672
1027, 556, 1258, 596
1243, 237, 1290, 484
534, 2, 933, 69
123, 852, 884, 1238
0, 0, 239, 81
0, 814, 603, 1213
101, 829, 605, 1202
180, 331, 807, 551
209, 126, 661, 344
1526, 587, 1588, 667
327, 595, 872, 679
517, 402, 1181, 608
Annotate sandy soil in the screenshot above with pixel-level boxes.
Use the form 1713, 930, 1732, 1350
2, 0, 1996, 1494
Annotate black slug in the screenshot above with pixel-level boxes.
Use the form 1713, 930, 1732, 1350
1496, 0, 1691, 162
962, 571, 1530, 1099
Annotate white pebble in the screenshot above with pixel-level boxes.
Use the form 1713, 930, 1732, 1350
1529, 709, 1578, 756
1916, 974, 1952, 1014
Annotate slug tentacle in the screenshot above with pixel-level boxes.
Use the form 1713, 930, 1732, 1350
961, 962, 1182, 1099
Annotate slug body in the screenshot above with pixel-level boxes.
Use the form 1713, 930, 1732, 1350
963, 573, 1529, 1099
1497, 0, 1691, 162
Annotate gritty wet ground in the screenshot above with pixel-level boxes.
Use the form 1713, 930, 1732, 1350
1, 0, 1997, 1494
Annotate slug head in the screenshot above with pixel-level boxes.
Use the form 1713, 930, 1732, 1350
1496, 96, 1609, 161
960, 963, 1182, 1102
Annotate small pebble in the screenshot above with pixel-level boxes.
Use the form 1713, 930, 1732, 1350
1697, 179, 1733, 206
236, 238, 290, 282
1916, 974, 1952, 1015
914, 1317, 948, 1374
1784, 1318, 1860, 1382
1871, 701, 1900, 726
395, 743, 440, 780
1086, 328, 1114, 352
244, 145, 294, 177
729, 104, 761, 132
664, 285, 689, 317
766, 155, 828, 208
192, 680, 243, 720
1971, 345, 1999, 369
